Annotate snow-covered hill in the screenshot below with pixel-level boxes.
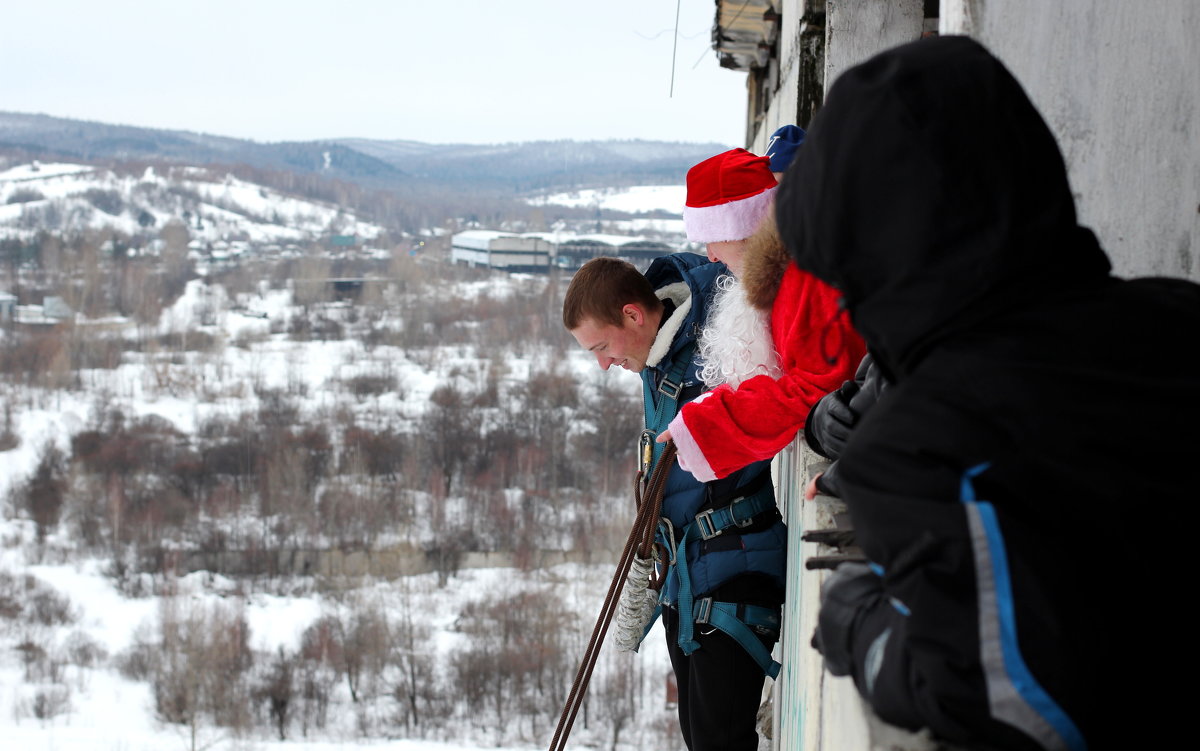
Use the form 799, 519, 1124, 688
527, 184, 686, 214
0, 160, 386, 245
526, 185, 688, 235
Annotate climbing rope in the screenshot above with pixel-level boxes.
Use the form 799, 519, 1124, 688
547, 441, 677, 751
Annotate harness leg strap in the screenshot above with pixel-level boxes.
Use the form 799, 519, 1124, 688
674, 525, 701, 655
693, 598, 782, 679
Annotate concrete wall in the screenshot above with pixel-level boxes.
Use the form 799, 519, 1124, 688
823, 0, 925, 96
748, 0, 812, 153
771, 448, 870, 751
943, 1, 1200, 280
747, 0, 926, 153
771, 444, 940, 751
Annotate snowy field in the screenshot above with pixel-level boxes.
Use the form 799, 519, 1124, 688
0, 263, 676, 751
0, 551, 666, 751
528, 185, 686, 215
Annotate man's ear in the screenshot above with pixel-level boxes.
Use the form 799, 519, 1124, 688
621, 304, 645, 326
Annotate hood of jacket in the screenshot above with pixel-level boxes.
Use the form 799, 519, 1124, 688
642, 252, 727, 375
776, 36, 1111, 380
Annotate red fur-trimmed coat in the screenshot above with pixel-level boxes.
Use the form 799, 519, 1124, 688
669, 230, 865, 482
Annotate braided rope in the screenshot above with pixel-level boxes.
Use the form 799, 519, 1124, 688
547, 441, 677, 751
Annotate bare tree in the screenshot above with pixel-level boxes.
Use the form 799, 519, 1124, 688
420, 383, 475, 493
254, 647, 295, 740
152, 598, 253, 751
391, 582, 437, 734
452, 589, 567, 743
19, 442, 67, 545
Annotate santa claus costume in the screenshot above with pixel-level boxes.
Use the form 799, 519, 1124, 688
670, 148, 865, 482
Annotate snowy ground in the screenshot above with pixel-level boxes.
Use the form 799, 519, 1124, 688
0, 265, 674, 751
528, 185, 686, 215
0, 550, 668, 751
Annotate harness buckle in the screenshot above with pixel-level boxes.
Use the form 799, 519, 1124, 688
695, 495, 759, 540
695, 508, 721, 540
657, 377, 683, 400
732, 498, 756, 530
694, 597, 714, 626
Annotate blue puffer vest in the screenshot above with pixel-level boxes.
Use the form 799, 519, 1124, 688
641, 253, 788, 606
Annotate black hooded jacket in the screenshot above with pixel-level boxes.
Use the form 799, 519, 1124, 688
777, 37, 1200, 751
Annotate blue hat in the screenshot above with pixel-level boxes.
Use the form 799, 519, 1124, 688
764, 125, 806, 173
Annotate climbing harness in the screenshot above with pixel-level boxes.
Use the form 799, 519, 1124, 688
638, 340, 694, 478
692, 598, 781, 678
548, 337, 784, 750
638, 340, 783, 677
664, 485, 782, 679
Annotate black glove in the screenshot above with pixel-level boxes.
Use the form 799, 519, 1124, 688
812, 562, 882, 677
805, 380, 861, 459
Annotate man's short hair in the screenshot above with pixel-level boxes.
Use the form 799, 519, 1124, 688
562, 257, 661, 330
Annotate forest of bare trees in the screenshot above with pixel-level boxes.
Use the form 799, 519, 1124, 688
1, 222, 673, 747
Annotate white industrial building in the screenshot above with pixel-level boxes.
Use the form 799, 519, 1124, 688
450, 230, 676, 273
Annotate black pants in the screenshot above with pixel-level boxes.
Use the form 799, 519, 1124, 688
663, 605, 775, 751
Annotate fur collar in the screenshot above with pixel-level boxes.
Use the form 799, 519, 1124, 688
645, 282, 692, 368
741, 208, 791, 312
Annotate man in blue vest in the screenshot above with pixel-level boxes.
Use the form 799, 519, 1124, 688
564, 254, 786, 751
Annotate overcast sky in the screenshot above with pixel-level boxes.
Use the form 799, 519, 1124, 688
2, 0, 748, 146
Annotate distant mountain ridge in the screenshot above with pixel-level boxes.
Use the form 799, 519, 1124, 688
336, 137, 724, 193
0, 112, 408, 188
0, 112, 729, 195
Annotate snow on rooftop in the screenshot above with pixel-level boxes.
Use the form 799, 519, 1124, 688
447, 230, 514, 240
570, 232, 664, 247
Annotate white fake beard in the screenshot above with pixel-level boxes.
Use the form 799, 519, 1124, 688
697, 274, 782, 389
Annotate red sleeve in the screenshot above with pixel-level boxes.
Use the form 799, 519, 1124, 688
671, 267, 865, 481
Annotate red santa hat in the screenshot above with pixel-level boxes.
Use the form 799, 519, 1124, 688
683, 148, 778, 243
